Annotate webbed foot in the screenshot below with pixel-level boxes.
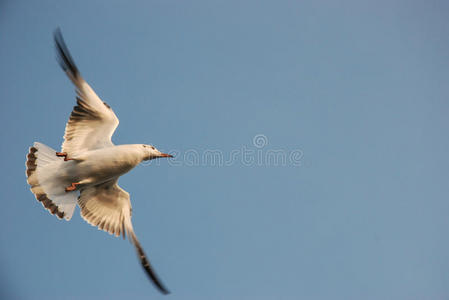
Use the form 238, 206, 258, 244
56, 152, 72, 161
65, 182, 80, 192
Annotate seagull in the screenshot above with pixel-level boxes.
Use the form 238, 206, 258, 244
25, 29, 172, 295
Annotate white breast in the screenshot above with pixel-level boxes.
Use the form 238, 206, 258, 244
74, 145, 143, 185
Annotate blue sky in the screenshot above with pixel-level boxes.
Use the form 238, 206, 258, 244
1, 0, 449, 299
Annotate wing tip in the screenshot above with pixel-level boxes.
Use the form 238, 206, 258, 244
131, 233, 171, 295
54, 27, 80, 81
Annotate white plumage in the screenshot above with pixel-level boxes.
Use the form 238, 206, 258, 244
25, 29, 172, 295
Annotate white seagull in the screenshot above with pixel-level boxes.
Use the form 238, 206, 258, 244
25, 29, 172, 294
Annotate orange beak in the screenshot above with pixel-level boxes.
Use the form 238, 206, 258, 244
160, 153, 173, 158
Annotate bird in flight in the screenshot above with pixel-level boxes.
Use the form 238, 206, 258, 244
25, 28, 172, 295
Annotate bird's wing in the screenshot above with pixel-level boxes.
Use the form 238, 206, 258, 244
54, 29, 119, 155
78, 180, 170, 295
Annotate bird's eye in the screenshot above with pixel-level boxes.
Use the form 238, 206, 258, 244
151, 146, 155, 150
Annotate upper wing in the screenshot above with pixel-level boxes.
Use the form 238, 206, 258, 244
78, 181, 170, 295
54, 28, 119, 155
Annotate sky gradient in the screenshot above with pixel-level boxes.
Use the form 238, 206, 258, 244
1, 1, 449, 299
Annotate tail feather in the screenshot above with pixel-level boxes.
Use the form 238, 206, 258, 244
26, 142, 78, 220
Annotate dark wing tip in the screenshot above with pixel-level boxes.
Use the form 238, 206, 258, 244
132, 234, 170, 295
54, 28, 80, 80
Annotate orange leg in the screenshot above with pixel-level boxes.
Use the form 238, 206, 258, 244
65, 182, 80, 192
56, 152, 72, 161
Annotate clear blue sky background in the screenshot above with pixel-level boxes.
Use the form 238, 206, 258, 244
1, 1, 449, 299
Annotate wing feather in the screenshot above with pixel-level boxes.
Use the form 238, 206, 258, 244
54, 28, 119, 155
78, 181, 170, 294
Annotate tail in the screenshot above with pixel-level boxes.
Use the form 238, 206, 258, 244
26, 142, 78, 220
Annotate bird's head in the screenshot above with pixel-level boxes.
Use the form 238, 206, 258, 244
141, 144, 173, 161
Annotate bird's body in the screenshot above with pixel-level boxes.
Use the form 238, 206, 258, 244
35, 144, 148, 194
25, 29, 171, 294
68, 144, 147, 186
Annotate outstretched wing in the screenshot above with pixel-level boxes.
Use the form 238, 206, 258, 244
54, 28, 119, 155
78, 180, 170, 295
